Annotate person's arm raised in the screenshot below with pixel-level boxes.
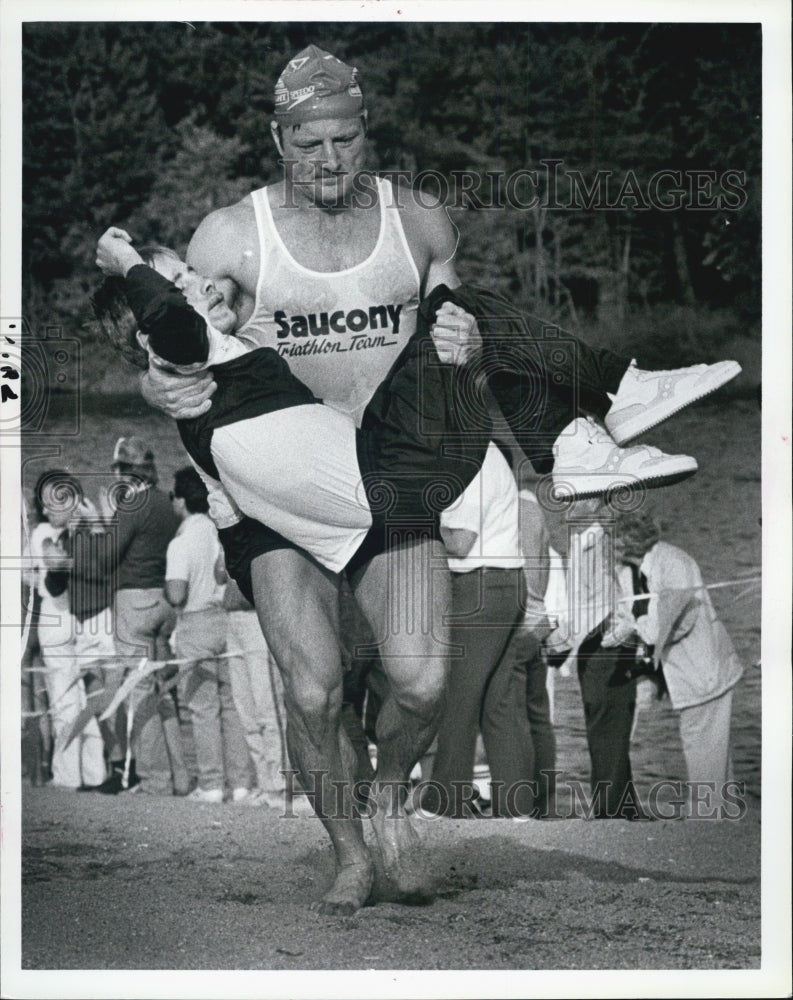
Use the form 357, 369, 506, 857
135, 267, 215, 418
92, 227, 217, 418
141, 206, 245, 420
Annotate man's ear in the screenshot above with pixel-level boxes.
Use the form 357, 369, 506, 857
135, 330, 149, 351
270, 120, 285, 157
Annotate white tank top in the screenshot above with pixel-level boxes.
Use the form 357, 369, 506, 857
238, 177, 421, 425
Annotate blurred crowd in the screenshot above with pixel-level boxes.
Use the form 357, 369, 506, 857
21, 432, 744, 821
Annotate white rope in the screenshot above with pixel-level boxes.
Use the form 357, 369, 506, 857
22, 650, 239, 674
21, 649, 242, 723
616, 575, 761, 605
544, 574, 761, 616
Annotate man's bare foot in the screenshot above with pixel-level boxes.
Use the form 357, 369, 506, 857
369, 805, 435, 905
311, 858, 374, 916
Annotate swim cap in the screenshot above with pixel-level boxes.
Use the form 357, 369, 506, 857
274, 45, 364, 124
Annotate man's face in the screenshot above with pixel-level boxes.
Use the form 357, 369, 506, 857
151, 253, 237, 334
275, 116, 367, 207
613, 534, 642, 566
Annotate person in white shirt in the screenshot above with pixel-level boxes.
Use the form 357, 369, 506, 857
422, 443, 537, 819
494, 470, 558, 818
613, 509, 744, 817
165, 467, 249, 803
222, 576, 288, 809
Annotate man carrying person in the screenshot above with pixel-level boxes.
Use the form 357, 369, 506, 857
127, 45, 739, 913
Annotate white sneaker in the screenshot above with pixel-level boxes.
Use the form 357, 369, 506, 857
231, 786, 252, 803
237, 788, 270, 807
551, 417, 697, 501
605, 359, 741, 445
186, 786, 224, 804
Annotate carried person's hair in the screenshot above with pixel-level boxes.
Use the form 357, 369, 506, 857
90, 246, 180, 370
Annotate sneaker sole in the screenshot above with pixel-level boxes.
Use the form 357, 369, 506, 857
550, 462, 697, 502
607, 361, 741, 445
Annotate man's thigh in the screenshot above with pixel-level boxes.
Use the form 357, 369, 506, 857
249, 547, 343, 692
350, 538, 450, 695
678, 688, 735, 784
72, 611, 116, 672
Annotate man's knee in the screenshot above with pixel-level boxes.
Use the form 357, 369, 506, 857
282, 670, 343, 740
387, 660, 447, 717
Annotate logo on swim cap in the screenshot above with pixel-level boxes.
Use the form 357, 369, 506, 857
274, 44, 364, 124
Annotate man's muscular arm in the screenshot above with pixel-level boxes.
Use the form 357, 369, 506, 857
186, 205, 248, 312
403, 196, 482, 365
141, 204, 248, 420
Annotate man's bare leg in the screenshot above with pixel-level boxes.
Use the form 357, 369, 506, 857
250, 550, 373, 915
350, 537, 450, 903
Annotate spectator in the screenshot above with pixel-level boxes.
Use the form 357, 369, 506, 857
100, 437, 189, 796
560, 506, 650, 820
28, 470, 107, 789
613, 509, 744, 816
496, 471, 558, 818
165, 467, 249, 803
22, 488, 53, 786
423, 443, 536, 819
222, 574, 288, 807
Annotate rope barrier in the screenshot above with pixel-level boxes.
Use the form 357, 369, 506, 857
22, 650, 240, 674
542, 574, 761, 617
618, 574, 761, 605
20, 576, 759, 730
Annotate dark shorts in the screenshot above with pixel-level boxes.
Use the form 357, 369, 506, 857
218, 516, 297, 606
218, 511, 444, 600
218, 324, 488, 598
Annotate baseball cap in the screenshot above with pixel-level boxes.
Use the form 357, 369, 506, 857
274, 45, 364, 125
112, 436, 154, 467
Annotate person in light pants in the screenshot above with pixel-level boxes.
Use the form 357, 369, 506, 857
224, 578, 288, 808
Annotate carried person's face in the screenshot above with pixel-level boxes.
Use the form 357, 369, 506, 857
278, 116, 367, 206
151, 253, 237, 335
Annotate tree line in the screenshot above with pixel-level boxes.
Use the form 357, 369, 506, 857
22, 21, 761, 382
